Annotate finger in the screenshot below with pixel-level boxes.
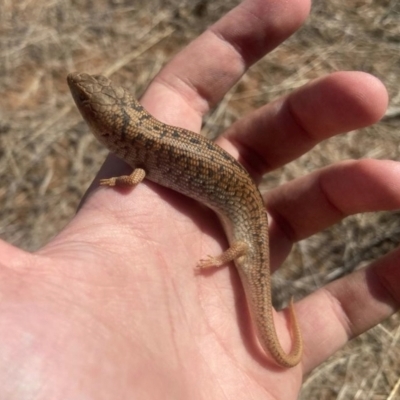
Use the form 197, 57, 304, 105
221, 72, 388, 178
265, 159, 400, 266
298, 246, 400, 372
141, 0, 310, 130
88, 0, 310, 203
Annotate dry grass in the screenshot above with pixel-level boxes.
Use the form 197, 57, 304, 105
1, 0, 400, 398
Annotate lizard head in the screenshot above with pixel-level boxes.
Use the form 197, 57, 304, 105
67, 72, 131, 142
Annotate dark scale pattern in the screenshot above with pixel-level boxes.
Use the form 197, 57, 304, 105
67, 72, 303, 368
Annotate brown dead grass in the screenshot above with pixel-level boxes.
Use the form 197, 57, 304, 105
1, 0, 400, 398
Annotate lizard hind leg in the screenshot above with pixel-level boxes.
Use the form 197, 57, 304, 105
196, 241, 248, 269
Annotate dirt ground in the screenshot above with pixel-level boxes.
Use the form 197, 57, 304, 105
1, 0, 400, 398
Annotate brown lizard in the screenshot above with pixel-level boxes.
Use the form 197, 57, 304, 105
67, 72, 303, 368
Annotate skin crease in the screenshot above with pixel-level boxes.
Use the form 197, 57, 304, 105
0, 0, 399, 399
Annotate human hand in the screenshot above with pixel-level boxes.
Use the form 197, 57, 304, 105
1, 0, 397, 399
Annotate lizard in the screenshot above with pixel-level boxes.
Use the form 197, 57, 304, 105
67, 72, 303, 368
